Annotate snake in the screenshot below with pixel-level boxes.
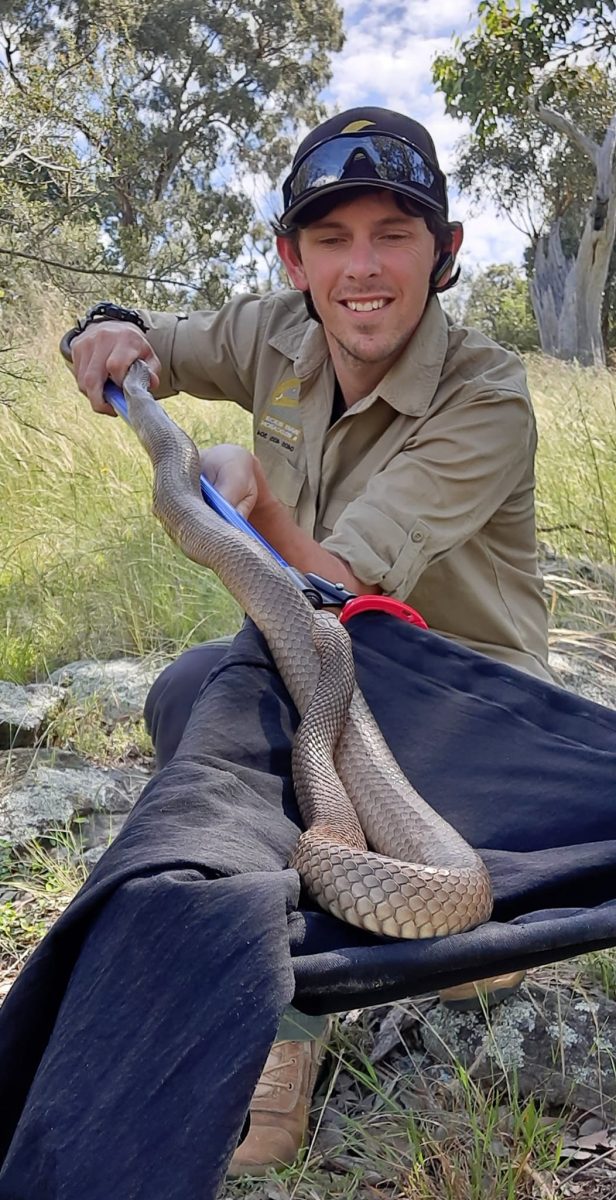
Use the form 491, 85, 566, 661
122, 360, 493, 940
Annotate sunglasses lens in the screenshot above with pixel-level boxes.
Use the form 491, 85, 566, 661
288, 135, 439, 208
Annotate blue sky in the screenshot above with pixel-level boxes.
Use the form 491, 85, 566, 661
317, 0, 529, 271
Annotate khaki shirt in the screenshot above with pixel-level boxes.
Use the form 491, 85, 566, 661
142, 290, 551, 680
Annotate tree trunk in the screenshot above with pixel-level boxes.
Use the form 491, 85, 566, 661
530, 114, 616, 367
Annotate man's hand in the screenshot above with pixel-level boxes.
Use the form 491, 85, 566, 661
199, 443, 379, 599
199, 444, 274, 519
69, 321, 161, 417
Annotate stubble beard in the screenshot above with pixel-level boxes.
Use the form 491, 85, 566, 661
332, 326, 412, 368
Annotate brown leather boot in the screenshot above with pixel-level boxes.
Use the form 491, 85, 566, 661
439, 969, 526, 1011
227, 1031, 329, 1177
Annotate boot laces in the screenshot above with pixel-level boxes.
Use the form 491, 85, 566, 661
254, 1047, 299, 1098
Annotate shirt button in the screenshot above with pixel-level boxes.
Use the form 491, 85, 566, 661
411, 530, 424, 543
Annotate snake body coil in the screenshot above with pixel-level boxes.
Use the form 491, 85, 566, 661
123, 362, 493, 939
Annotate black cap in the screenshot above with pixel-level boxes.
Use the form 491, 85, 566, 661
281, 106, 448, 227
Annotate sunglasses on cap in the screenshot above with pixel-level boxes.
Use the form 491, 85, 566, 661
282, 132, 448, 224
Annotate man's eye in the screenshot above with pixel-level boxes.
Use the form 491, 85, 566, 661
320, 237, 343, 245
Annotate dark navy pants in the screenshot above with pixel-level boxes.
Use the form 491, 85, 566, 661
145, 637, 233, 769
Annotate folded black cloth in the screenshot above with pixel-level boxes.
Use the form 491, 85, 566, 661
1, 614, 615, 1199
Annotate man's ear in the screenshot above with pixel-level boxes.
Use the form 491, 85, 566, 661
432, 222, 464, 289
276, 236, 309, 291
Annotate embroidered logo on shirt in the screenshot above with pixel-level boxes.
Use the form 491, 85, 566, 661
256, 377, 302, 453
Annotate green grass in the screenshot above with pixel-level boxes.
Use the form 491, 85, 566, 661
219, 990, 614, 1199
40, 691, 154, 765
529, 353, 616, 567
1, 837, 614, 1197
0, 343, 249, 681
0, 831, 87, 1000
584, 949, 616, 1001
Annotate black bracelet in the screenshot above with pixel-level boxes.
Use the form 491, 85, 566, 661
64, 301, 150, 349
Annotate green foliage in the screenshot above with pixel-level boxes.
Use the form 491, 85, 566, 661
583, 948, 616, 999
0, 898, 48, 958
0, 833, 88, 977
434, 2, 616, 136
47, 697, 153, 766
433, 8, 616, 238
462, 264, 540, 352
0, 0, 343, 313
452, 66, 616, 238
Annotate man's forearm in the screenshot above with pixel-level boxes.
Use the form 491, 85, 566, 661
252, 497, 380, 597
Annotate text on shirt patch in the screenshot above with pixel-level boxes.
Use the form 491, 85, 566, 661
256, 376, 302, 452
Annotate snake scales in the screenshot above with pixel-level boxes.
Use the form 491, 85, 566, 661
123, 360, 493, 939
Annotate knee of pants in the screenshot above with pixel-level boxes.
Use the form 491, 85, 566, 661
144, 637, 234, 768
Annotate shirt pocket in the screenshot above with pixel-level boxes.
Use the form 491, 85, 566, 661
257, 445, 306, 511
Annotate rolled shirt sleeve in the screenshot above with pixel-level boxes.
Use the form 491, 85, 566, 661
139, 294, 266, 410
320, 388, 535, 599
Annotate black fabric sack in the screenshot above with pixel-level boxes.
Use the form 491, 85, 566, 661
0, 614, 615, 1199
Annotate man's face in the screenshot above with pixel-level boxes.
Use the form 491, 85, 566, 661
278, 190, 439, 371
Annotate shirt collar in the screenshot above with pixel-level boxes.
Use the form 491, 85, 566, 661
267, 294, 449, 411
267, 306, 329, 380
374, 297, 449, 416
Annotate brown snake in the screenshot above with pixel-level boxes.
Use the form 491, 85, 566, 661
123, 360, 493, 939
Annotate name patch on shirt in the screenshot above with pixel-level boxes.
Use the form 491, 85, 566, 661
256, 377, 302, 453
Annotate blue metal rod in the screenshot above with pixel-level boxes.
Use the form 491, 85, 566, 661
103, 379, 290, 568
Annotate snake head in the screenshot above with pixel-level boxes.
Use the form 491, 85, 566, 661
124, 359, 154, 397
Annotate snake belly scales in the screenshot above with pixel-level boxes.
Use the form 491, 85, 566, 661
123, 361, 493, 939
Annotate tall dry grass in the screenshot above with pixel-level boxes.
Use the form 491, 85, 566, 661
529, 353, 616, 565
1, 323, 250, 681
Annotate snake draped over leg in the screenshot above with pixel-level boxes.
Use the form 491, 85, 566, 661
122, 361, 493, 940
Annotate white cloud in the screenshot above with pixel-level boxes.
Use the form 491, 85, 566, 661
459, 205, 529, 270
317, 1, 530, 266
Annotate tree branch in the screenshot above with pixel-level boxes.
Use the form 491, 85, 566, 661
0, 140, 26, 168
1, 144, 73, 173
0, 247, 201, 290
532, 98, 599, 164
1, 28, 25, 92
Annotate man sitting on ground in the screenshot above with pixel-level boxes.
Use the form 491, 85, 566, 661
67, 105, 551, 1176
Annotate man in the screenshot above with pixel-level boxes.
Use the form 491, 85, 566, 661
67, 106, 550, 1176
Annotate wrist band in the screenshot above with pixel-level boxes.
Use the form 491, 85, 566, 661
63, 301, 149, 350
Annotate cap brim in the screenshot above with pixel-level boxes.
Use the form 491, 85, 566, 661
281, 179, 446, 228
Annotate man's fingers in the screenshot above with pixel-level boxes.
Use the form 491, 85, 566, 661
106, 345, 161, 393
198, 445, 260, 516
74, 342, 119, 414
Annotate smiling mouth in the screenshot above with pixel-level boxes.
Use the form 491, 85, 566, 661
341, 298, 392, 313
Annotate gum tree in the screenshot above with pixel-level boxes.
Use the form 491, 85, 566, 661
0, 0, 344, 308
434, 1, 616, 366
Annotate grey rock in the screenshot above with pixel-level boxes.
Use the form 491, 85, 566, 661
422, 983, 616, 1118
0, 748, 149, 847
49, 658, 169, 722
0, 682, 66, 749
549, 647, 616, 710
540, 544, 616, 594
81, 843, 114, 870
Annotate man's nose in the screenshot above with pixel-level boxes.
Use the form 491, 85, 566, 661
343, 240, 381, 279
